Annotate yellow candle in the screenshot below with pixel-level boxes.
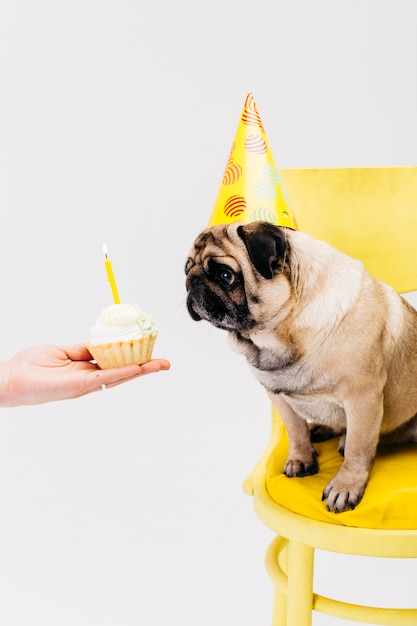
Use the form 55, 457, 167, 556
102, 243, 120, 304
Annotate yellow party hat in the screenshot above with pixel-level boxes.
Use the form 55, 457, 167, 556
208, 92, 297, 229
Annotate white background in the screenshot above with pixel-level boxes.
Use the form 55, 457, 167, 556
1, 1, 417, 624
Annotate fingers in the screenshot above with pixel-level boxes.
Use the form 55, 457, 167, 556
60, 345, 170, 396
65, 345, 170, 373
137, 359, 171, 373
91, 358, 170, 390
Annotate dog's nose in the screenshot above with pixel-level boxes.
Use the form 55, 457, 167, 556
190, 275, 203, 286
186, 273, 203, 291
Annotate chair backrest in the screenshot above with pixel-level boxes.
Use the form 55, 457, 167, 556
281, 167, 417, 294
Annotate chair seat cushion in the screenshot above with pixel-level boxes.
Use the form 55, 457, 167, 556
265, 420, 417, 529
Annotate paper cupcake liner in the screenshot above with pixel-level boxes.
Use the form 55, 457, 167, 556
86, 334, 157, 369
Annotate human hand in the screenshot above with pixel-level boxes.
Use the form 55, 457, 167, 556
0, 344, 170, 407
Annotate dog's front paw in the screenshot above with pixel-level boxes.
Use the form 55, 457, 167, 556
322, 471, 367, 513
284, 457, 318, 478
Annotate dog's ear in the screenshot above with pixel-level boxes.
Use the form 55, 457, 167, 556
237, 222, 288, 279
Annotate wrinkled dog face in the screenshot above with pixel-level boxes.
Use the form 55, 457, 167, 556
185, 221, 291, 333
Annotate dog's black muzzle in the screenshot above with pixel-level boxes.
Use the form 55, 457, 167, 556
186, 277, 227, 324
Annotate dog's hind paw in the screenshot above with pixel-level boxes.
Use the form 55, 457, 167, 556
310, 423, 344, 443
284, 457, 319, 478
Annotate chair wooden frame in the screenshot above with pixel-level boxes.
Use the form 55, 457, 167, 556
245, 454, 417, 625
243, 167, 417, 625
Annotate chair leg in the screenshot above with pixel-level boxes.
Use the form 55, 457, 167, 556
272, 587, 287, 626
272, 539, 288, 626
286, 540, 314, 626
266, 536, 289, 626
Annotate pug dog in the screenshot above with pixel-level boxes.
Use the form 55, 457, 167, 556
185, 221, 417, 513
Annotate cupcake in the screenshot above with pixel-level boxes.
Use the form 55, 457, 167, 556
86, 303, 157, 369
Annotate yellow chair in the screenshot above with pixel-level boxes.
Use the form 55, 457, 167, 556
243, 167, 417, 625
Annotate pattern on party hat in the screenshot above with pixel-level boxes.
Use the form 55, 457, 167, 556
208, 93, 297, 229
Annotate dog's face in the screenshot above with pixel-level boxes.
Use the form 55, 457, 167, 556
185, 221, 292, 333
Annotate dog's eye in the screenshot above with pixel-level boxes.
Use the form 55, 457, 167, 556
218, 269, 236, 287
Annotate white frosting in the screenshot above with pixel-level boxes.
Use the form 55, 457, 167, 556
88, 303, 157, 345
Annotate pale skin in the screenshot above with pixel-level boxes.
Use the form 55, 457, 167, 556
0, 344, 170, 408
